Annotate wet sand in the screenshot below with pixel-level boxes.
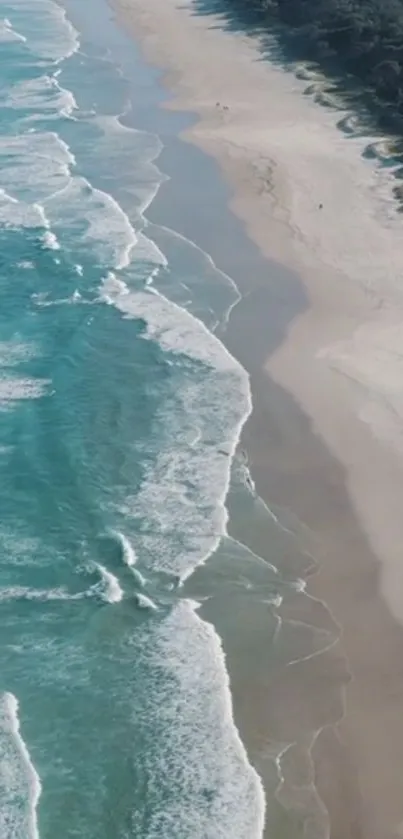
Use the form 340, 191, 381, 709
109, 1, 403, 837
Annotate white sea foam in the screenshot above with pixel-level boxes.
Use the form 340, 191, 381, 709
0, 532, 43, 568
111, 530, 147, 586
0, 339, 38, 366
135, 592, 158, 610
44, 177, 137, 269
100, 272, 129, 305
0, 572, 123, 604
52, 73, 78, 118
133, 600, 265, 838
0, 376, 50, 407
94, 113, 163, 167
0, 195, 61, 256
0, 132, 74, 204
31, 290, 89, 308
131, 230, 166, 270
0, 189, 45, 229
41, 229, 60, 250
153, 223, 241, 327
63, 111, 166, 278
0, 8, 268, 839
0, 17, 26, 43
17, 261, 34, 270
0, 585, 76, 602
3, 73, 78, 119
7, 0, 79, 63
94, 563, 123, 604
0, 570, 125, 606
99, 277, 248, 373
101, 277, 251, 579
0, 692, 41, 839
131, 567, 147, 588
114, 530, 137, 567
86, 114, 165, 221
82, 116, 166, 283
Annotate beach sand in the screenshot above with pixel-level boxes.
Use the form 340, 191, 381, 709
109, 1, 403, 836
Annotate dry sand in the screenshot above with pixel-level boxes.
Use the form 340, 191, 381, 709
109, 1, 403, 836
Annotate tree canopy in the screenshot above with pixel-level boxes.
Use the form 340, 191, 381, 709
224, 0, 403, 129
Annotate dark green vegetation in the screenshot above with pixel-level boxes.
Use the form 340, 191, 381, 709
201, 0, 403, 132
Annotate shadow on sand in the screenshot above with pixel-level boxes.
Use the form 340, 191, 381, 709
179, 0, 403, 201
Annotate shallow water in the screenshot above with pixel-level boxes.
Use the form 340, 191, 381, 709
0, 1, 335, 836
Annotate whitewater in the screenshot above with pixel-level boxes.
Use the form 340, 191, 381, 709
0, 0, 266, 836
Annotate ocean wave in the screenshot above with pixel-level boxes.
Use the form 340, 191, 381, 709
0, 565, 123, 605
131, 567, 147, 588
31, 289, 90, 307
44, 176, 137, 269
0, 376, 50, 407
132, 230, 167, 270
112, 529, 137, 567
100, 278, 252, 579
0, 189, 46, 229
135, 592, 158, 610
52, 70, 78, 118
133, 600, 265, 838
99, 276, 249, 374
3, 72, 78, 119
89, 113, 165, 220
0, 692, 41, 839
57, 111, 167, 271
41, 228, 60, 250
0, 131, 74, 204
22, 107, 163, 289
148, 223, 241, 329
0, 585, 77, 602
0, 339, 39, 366
98, 272, 129, 304
0, 67, 165, 281
6, 0, 79, 63
0, 9, 263, 838
110, 530, 147, 587
93, 563, 123, 604
94, 113, 163, 166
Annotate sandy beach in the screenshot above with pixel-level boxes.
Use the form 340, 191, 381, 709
109, 1, 403, 836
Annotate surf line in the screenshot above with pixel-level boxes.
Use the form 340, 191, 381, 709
0, 692, 42, 839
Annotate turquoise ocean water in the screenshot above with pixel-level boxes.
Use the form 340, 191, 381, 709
0, 0, 332, 835
0, 1, 271, 836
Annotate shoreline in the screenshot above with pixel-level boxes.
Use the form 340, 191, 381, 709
108, 2, 403, 837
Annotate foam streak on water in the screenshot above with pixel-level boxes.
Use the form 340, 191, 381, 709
0, 693, 41, 839
0, 17, 26, 43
